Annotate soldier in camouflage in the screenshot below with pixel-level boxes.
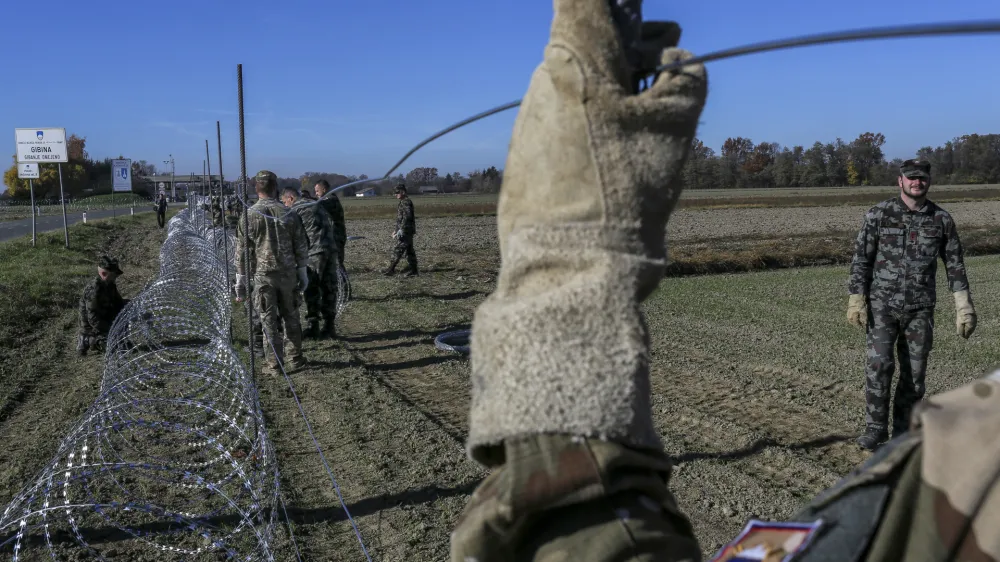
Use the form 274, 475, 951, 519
77, 255, 129, 356
211, 195, 224, 227
280, 186, 340, 339
382, 184, 418, 277
313, 179, 347, 267
847, 159, 977, 451
233, 170, 311, 375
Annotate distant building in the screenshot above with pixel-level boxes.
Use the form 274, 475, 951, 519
356, 188, 376, 197
419, 185, 440, 194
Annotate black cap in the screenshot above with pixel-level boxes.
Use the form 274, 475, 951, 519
98, 255, 123, 274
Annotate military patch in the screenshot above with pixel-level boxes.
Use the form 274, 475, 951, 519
709, 520, 822, 562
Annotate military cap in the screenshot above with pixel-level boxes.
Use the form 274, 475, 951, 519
395, 183, 407, 193
98, 255, 123, 274
900, 159, 931, 179
255, 170, 278, 190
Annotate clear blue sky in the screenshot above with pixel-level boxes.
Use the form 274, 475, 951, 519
2, 0, 998, 190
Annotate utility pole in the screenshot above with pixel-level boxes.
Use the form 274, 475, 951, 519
163, 155, 176, 201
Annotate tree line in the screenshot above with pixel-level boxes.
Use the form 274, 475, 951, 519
5, 131, 997, 200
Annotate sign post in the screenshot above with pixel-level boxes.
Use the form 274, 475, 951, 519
17, 163, 39, 246
16, 128, 69, 247
112, 159, 131, 220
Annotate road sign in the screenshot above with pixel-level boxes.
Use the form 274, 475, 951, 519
15, 128, 67, 163
112, 159, 132, 192
158, 182, 165, 188
17, 163, 39, 179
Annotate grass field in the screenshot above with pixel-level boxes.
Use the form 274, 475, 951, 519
1, 200, 999, 560
338, 184, 1000, 218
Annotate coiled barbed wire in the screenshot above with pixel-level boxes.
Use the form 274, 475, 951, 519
0, 202, 280, 561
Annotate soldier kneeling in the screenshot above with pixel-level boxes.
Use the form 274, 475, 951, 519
77, 255, 129, 356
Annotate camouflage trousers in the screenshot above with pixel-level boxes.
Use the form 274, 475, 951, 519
450, 434, 701, 562
77, 300, 130, 354
303, 253, 339, 325
389, 233, 417, 272
864, 303, 934, 434
253, 272, 303, 369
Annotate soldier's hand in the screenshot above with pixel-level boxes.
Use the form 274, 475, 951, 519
846, 293, 867, 329
954, 290, 976, 338
296, 267, 309, 292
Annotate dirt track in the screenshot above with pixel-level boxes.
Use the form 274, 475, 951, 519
3, 210, 999, 560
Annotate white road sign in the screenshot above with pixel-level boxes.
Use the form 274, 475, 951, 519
17, 163, 39, 179
15, 128, 67, 163
158, 182, 165, 188
112, 159, 132, 192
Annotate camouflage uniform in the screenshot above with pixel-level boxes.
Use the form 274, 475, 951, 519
739, 370, 1000, 562
211, 196, 224, 227
316, 190, 347, 266
849, 191, 969, 441
385, 190, 417, 276
234, 172, 309, 372
156, 196, 167, 228
288, 197, 340, 337
77, 256, 129, 356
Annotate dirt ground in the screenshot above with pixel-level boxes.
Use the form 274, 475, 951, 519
3, 208, 1000, 560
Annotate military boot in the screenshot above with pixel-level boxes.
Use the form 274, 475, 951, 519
304, 320, 321, 340
382, 258, 400, 276
403, 263, 419, 277
322, 316, 337, 339
856, 425, 888, 451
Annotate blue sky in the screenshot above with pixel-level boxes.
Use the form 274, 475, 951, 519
2, 0, 998, 189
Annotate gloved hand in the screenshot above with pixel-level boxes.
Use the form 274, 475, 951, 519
954, 289, 976, 338
393, 229, 402, 240
235, 274, 247, 301
846, 293, 867, 329
297, 266, 309, 292
465, 0, 707, 466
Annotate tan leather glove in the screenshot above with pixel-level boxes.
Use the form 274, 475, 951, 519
954, 289, 976, 338
847, 293, 867, 329
466, 0, 707, 466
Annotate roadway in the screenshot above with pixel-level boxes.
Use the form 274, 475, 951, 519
0, 206, 157, 243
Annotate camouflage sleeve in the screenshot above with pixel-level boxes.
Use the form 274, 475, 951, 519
847, 208, 878, 295
83, 283, 107, 331
402, 199, 415, 233
290, 212, 309, 269
234, 216, 247, 275
941, 215, 970, 293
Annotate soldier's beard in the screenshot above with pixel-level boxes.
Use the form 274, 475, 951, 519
901, 182, 928, 203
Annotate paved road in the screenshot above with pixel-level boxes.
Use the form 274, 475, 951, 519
0, 206, 157, 243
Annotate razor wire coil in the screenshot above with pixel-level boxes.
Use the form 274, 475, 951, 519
0, 201, 281, 561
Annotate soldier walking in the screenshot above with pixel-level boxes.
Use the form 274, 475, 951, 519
77, 256, 130, 356
847, 158, 977, 450
280, 186, 340, 339
156, 193, 167, 228
383, 184, 418, 277
313, 179, 347, 267
233, 170, 311, 375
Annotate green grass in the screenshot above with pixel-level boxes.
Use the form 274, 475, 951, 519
649, 254, 1000, 391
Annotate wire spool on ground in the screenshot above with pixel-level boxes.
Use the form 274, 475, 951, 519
434, 330, 471, 355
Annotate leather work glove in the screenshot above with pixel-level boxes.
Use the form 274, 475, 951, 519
393, 229, 402, 240
234, 274, 247, 302
954, 289, 976, 338
465, 0, 707, 466
296, 266, 309, 292
847, 293, 867, 329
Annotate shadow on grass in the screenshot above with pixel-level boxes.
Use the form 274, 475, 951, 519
1, 479, 484, 548
672, 433, 856, 464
